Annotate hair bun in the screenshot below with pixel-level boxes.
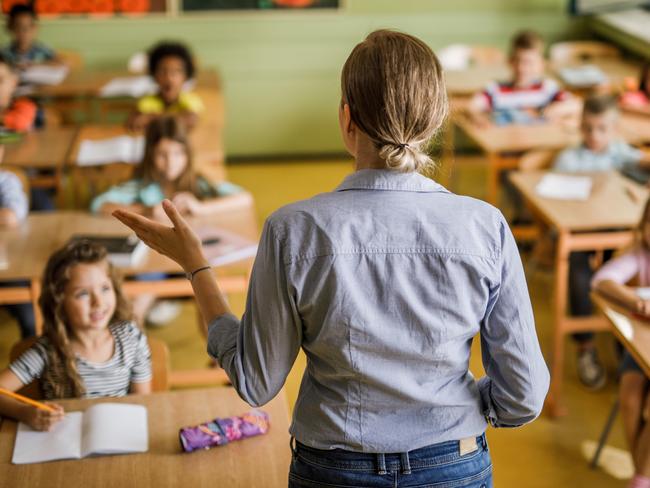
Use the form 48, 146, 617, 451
379, 142, 432, 173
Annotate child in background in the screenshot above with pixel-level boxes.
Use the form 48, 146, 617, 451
620, 62, 650, 114
91, 116, 251, 325
0, 144, 34, 338
553, 94, 650, 390
0, 53, 36, 132
0, 240, 152, 431
469, 30, 575, 125
592, 198, 650, 488
1, 4, 58, 69
127, 41, 204, 132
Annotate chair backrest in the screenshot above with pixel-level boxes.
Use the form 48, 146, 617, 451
2, 165, 30, 208
549, 41, 621, 65
470, 45, 506, 66
9, 335, 170, 399
518, 149, 557, 172
57, 49, 84, 72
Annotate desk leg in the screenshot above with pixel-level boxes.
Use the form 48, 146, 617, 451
30, 279, 42, 336
546, 230, 570, 418
486, 152, 500, 205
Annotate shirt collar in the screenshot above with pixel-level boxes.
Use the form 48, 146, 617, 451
335, 169, 448, 193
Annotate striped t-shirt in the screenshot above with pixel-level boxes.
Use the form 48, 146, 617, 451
481, 78, 568, 112
10, 321, 152, 400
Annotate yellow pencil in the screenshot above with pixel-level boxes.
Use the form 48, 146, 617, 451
0, 387, 57, 412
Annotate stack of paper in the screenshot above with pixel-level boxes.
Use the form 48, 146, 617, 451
198, 227, 259, 267
12, 403, 148, 464
99, 75, 158, 98
535, 173, 593, 201
76, 136, 145, 166
20, 65, 69, 85
559, 65, 607, 87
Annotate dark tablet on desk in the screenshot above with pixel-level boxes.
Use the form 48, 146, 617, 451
621, 164, 650, 185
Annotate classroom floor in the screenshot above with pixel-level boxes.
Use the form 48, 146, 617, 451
0, 155, 630, 487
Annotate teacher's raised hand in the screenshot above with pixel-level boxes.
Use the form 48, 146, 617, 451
113, 199, 208, 274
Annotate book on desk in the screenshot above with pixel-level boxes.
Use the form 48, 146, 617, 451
12, 403, 148, 464
70, 235, 148, 268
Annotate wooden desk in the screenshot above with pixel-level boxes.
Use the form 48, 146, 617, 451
32, 70, 221, 99
592, 292, 650, 377
0, 387, 291, 488
3, 127, 78, 190
509, 170, 648, 417
0, 209, 258, 334
455, 113, 580, 204
456, 112, 650, 205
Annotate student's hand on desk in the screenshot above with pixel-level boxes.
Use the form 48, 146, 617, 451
172, 192, 202, 216
113, 199, 208, 273
24, 403, 64, 431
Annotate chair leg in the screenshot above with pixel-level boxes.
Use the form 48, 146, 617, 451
590, 398, 620, 469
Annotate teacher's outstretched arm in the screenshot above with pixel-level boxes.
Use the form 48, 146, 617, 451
113, 200, 231, 326
114, 199, 302, 406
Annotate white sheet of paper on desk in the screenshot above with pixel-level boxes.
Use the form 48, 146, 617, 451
559, 65, 607, 87
12, 403, 147, 464
535, 174, 593, 201
637, 287, 650, 300
76, 136, 145, 166
605, 308, 634, 341
20, 65, 69, 85
99, 75, 157, 98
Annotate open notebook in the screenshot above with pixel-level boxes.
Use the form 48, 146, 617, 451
535, 173, 593, 201
12, 403, 148, 464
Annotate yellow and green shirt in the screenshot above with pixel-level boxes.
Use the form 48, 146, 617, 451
136, 91, 205, 115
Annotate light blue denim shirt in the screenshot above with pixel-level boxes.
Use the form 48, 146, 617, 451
208, 169, 549, 453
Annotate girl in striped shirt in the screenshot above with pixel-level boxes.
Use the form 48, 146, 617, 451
0, 241, 152, 431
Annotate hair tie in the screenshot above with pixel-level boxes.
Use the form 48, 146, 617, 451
397, 143, 409, 149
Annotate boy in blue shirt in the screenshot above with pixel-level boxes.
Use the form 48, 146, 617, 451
1, 4, 58, 69
553, 95, 650, 390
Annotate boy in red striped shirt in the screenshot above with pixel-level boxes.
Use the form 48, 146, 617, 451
469, 30, 576, 125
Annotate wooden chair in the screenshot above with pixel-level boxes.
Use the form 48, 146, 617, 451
470, 45, 506, 66
549, 41, 621, 65
71, 162, 135, 209
57, 49, 84, 72
518, 148, 557, 172
9, 335, 170, 399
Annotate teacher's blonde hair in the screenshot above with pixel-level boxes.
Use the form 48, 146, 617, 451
341, 29, 448, 173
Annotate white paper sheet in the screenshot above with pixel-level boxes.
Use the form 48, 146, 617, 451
535, 173, 593, 201
12, 412, 83, 464
605, 308, 634, 341
76, 135, 145, 166
20, 65, 69, 85
81, 404, 148, 457
99, 75, 157, 98
559, 65, 607, 87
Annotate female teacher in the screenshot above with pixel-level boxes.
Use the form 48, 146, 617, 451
115, 29, 549, 488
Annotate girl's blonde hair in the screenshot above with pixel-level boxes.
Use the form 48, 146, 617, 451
39, 241, 131, 398
341, 29, 448, 173
136, 116, 198, 196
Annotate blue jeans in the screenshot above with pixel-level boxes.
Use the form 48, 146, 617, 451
289, 433, 492, 488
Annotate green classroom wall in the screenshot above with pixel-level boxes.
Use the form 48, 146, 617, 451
8, 0, 585, 157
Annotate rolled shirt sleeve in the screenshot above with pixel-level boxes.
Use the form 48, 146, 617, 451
478, 217, 550, 427
207, 219, 302, 407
